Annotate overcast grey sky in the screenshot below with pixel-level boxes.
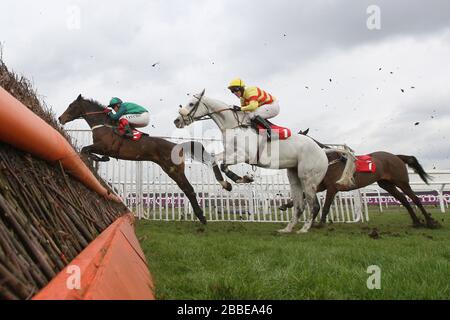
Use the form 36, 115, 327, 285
1, 0, 450, 169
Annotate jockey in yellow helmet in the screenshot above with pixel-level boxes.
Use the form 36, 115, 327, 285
228, 78, 280, 141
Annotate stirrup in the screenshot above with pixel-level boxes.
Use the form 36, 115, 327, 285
253, 116, 272, 142
266, 130, 272, 142
124, 126, 134, 138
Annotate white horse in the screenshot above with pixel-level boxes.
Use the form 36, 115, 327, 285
174, 90, 355, 233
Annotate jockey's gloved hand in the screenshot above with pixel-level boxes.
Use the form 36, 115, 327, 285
232, 105, 241, 112
103, 108, 112, 114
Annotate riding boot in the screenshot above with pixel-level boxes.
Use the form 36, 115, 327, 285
253, 115, 272, 142
117, 118, 134, 139
123, 124, 134, 139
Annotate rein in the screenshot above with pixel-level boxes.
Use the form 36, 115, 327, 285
190, 106, 248, 129
74, 111, 105, 120
74, 102, 111, 128
77, 110, 108, 119
183, 93, 248, 128
192, 108, 236, 121
83, 111, 106, 116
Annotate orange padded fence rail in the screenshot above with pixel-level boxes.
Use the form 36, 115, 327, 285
0, 86, 121, 203
33, 214, 155, 300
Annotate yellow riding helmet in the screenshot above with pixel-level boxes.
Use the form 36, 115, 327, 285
228, 78, 246, 89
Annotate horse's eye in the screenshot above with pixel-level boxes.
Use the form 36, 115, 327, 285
189, 103, 194, 107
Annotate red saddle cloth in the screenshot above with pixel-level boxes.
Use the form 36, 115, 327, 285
355, 155, 376, 173
255, 121, 292, 140
131, 130, 143, 141
116, 128, 143, 141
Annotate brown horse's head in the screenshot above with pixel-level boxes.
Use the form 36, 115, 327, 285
58, 94, 86, 125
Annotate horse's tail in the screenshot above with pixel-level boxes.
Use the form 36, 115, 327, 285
311, 137, 330, 149
333, 149, 356, 188
397, 155, 433, 184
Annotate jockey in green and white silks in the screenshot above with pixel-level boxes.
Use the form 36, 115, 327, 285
107, 97, 150, 128
105, 97, 150, 138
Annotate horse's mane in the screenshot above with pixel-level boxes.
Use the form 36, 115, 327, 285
78, 96, 116, 126
83, 97, 106, 109
203, 95, 250, 125
88, 99, 105, 108
203, 96, 228, 108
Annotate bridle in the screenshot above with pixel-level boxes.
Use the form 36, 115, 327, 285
181, 91, 249, 128
182, 90, 211, 122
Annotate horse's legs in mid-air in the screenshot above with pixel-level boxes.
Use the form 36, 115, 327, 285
278, 168, 305, 233
212, 164, 232, 191
395, 182, 440, 229
377, 180, 423, 227
211, 150, 254, 185
178, 141, 232, 191
221, 164, 254, 184
80, 144, 110, 162
160, 162, 207, 225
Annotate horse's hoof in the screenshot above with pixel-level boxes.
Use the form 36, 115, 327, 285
412, 222, 425, 228
101, 156, 111, 162
426, 219, 441, 229
199, 217, 207, 225
242, 175, 254, 183
277, 229, 291, 234
279, 205, 288, 212
297, 229, 309, 234
220, 181, 232, 192
236, 175, 254, 184
313, 222, 326, 229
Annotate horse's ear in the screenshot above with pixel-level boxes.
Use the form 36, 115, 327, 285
77, 94, 83, 101
196, 89, 205, 99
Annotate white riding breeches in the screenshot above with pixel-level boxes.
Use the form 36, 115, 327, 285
121, 112, 150, 128
249, 101, 280, 120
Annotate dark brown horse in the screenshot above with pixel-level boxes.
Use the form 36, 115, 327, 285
58, 94, 207, 224
279, 151, 440, 229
